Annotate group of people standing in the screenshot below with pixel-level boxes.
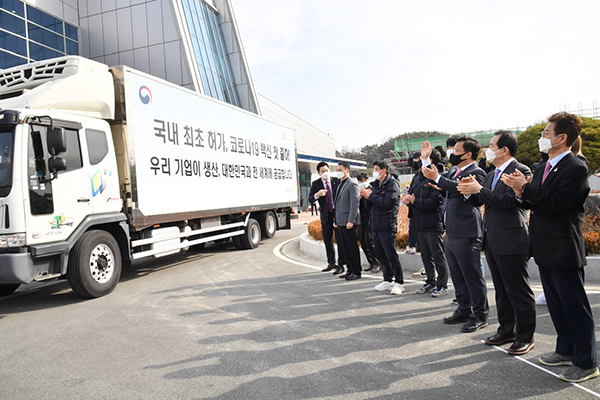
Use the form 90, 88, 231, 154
308, 112, 597, 384
309, 160, 405, 292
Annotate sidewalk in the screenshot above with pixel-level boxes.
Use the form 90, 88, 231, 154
291, 210, 320, 226
297, 229, 600, 284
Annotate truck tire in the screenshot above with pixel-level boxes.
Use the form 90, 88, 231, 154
259, 211, 277, 239
0, 284, 20, 297
67, 230, 122, 298
234, 218, 261, 250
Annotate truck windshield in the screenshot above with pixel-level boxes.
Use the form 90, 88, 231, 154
0, 129, 14, 197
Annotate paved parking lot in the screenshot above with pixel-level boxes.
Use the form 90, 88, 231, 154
1, 221, 599, 399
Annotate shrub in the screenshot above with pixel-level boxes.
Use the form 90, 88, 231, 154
308, 205, 412, 250
583, 194, 600, 254
308, 219, 322, 241
308, 196, 600, 254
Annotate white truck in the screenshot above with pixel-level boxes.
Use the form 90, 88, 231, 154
0, 56, 298, 298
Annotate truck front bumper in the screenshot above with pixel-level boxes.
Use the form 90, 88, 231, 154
0, 252, 54, 284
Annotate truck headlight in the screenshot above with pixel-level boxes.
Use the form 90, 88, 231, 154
0, 233, 26, 247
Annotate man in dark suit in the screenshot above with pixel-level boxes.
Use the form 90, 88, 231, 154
403, 149, 449, 297
309, 161, 343, 274
333, 161, 362, 280
421, 136, 489, 333
357, 172, 379, 272
502, 112, 598, 383
458, 131, 536, 355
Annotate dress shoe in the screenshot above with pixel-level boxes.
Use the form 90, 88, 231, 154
507, 341, 535, 355
443, 311, 473, 325
345, 273, 361, 281
484, 333, 516, 346
321, 264, 336, 272
339, 273, 349, 278
461, 318, 488, 333
364, 265, 374, 272
332, 268, 345, 275
370, 265, 381, 273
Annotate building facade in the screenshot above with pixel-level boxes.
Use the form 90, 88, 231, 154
0, 0, 363, 210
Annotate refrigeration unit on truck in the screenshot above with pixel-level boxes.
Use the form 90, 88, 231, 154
0, 56, 298, 298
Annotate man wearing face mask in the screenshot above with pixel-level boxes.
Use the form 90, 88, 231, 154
403, 149, 449, 297
502, 112, 598, 383
457, 131, 535, 355
478, 147, 496, 174
421, 136, 489, 333
361, 161, 405, 294
357, 172, 380, 272
333, 162, 362, 280
309, 161, 343, 275
444, 136, 459, 172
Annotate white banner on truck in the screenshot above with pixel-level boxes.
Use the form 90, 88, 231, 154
126, 71, 298, 216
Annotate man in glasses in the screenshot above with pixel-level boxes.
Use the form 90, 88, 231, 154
502, 112, 598, 383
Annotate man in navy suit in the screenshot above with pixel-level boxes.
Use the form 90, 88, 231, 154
503, 112, 598, 383
458, 131, 536, 355
421, 136, 489, 333
309, 161, 343, 274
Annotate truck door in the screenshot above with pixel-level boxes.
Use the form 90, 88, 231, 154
26, 122, 92, 245
80, 127, 121, 215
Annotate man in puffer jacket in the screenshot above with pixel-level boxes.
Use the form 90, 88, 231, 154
361, 161, 405, 295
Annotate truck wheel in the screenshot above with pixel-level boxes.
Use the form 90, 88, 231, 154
234, 218, 261, 250
259, 211, 277, 239
67, 230, 122, 298
0, 284, 20, 297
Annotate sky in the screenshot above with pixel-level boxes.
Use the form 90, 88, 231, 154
231, 0, 600, 150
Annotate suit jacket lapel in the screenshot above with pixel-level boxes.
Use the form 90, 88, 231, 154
457, 163, 475, 179
334, 180, 343, 202
492, 161, 516, 192
483, 169, 494, 190
542, 155, 569, 187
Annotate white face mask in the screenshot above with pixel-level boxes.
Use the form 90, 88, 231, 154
485, 148, 501, 163
538, 135, 562, 154
321, 171, 330, 180
336, 171, 345, 180
447, 148, 454, 155
373, 171, 380, 180
359, 182, 369, 189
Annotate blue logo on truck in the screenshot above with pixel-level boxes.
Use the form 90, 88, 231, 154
139, 86, 152, 105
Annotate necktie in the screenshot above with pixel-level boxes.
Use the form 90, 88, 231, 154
452, 168, 462, 179
325, 181, 333, 212
491, 169, 502, 190
542, 162, 553, 183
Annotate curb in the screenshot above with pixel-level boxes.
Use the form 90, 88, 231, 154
299, 232, 600, 282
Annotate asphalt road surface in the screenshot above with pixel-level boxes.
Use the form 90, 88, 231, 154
1, 221, 600, 400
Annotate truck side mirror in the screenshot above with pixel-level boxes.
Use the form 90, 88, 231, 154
48, 157, 67, 173
47, 127, 67, 155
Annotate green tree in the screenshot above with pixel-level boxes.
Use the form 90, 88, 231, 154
516, 116, 600, 174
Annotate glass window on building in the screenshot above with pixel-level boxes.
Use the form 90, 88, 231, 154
0, 0, 24, 18
29, 42, 62, 61
0, 9, 25, 36
0, 30, 26, 56
28, 24, 65, 52
0, 1, 80, 69
181, 0, 241, 108
26, 5, 62, 35
0, 49, 26, 69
